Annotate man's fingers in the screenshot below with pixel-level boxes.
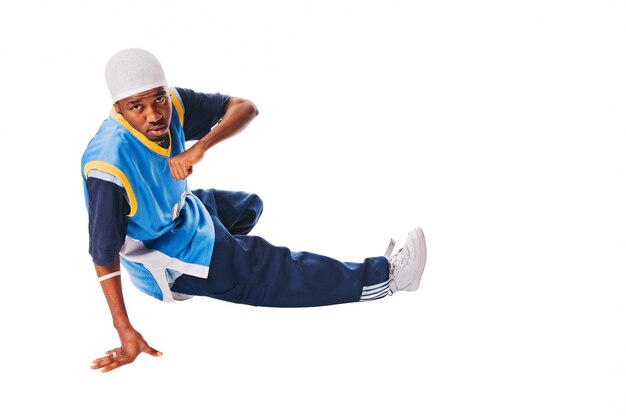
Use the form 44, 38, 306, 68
91, 348, 135, 372
167, 158, 181, 179
145, 347, 163, 357
167, 154, 195, 180
91, 356, 119, 371
91, 343, 161, 372
99, 357, 132, 373
169, 163, 190, 180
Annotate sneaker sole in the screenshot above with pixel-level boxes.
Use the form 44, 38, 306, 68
407, 227, 427, 291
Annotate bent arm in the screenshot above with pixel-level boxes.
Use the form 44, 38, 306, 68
168, 97, 259, 180
194, 96, 259, 152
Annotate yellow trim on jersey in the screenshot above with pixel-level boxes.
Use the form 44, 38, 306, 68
110, 109, 171, 157
83, 161, 138, 217
169, 88, 185, 126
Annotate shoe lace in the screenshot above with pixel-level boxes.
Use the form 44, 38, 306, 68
389, 248, 409, 279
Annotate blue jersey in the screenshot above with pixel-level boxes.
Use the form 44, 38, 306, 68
81, 89, 219, 302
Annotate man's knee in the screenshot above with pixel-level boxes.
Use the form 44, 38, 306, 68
247, 193, 264, 217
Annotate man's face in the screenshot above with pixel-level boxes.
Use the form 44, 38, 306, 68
114, 87, 172, 142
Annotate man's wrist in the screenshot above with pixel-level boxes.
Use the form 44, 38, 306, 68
114, 320, 134, 333
196, 135, 215, 152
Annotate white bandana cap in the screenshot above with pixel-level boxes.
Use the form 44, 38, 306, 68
105, 48, 168, 102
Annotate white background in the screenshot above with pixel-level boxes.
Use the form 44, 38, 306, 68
0, 0, 624, 414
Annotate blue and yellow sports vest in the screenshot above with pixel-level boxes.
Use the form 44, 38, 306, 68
81, 89, 215, 302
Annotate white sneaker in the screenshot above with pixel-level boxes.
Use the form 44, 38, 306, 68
389, 227, 427, 292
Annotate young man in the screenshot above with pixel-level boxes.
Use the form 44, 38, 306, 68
82, 48, 427, 372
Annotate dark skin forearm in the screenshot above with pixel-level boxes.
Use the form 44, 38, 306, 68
168, 97, 258, 180
195, 96, 258, 151
95, 259, 131, 331
91, 257, 162, 372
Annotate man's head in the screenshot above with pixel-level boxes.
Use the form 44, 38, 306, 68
105, 48, 172, 142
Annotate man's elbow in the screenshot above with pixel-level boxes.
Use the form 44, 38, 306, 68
229, 97, 259, 119
243, 99, 259, 118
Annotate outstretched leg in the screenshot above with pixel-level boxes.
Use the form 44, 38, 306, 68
171, 211, 391, 307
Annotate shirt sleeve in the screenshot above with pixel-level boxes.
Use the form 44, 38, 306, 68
86, 176, 130, 266
173, 87, 230, 142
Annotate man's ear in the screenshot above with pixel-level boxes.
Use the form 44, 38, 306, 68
113, 102, 121, 114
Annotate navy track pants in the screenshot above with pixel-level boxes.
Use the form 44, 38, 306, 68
170, 189, 390, 307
